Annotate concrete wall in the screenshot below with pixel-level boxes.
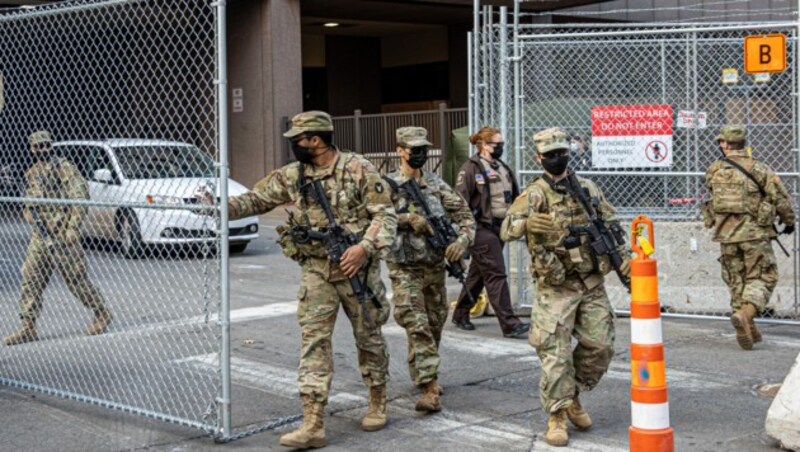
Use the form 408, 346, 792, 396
509, 221, 798, 317
228, 0, 302, 188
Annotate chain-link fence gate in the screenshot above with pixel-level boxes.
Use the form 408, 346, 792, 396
471, 3, 800, 324
0, 0, 295, 440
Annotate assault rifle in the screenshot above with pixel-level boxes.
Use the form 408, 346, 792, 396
401, 178, 475, 304
291, 178, 381, 328
554, 173, 631, 290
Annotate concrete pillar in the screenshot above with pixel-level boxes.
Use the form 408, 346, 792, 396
228, 0, 302, 188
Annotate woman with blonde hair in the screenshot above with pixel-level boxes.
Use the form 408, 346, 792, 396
450, 126, 529, 338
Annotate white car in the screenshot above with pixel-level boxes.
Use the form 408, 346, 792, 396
52, 139, 259, 256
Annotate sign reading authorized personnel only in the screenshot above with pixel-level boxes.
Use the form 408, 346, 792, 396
591, 104, 674, 168
744, 33, 786, 74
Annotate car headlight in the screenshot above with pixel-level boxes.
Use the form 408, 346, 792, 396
146, 194, 184, 205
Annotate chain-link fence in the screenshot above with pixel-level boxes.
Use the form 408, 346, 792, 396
0, 0, 240, 437
471, 4, 800, 323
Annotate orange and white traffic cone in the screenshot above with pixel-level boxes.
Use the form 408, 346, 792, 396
629, 215, 674, 452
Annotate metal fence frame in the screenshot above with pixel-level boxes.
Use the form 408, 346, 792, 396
470, 2, 800, 324
326, 105, 468, 176
0, 0, 304, 442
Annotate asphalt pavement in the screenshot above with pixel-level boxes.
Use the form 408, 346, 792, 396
0, 210, 798, 452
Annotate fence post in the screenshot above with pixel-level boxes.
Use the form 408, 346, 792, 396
438, 102, 447, 163
215, 0, 232, 439
354, 109, 362, 154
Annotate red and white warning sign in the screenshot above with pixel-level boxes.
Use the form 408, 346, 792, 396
591, 104, 674, 168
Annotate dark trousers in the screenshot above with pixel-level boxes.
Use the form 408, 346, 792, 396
452, 225, 521, 334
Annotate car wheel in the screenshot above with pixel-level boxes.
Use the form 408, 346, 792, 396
119, 211, 145, 258
229, 242, 248, 254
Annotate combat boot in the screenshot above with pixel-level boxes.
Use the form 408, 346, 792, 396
749, 317, 762, 343
361, 385, 387, 431
279, 399, 326, 449
544, 409, 569, 447
566, 394, 592, 430
4, 319, 38, 346
730, 303, 757, 350
415, 379, 442, 413
87, 310, 113, 336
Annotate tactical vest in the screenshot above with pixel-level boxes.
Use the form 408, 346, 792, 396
531, 177, 613, 277
277, 153, 372, 261
384, 170, 447, 265
26, 158, 73, 235
709, 159, 772, 224
480, 159, 512, 219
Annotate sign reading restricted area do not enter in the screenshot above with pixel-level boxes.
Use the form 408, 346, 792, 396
744, 33, 786, 74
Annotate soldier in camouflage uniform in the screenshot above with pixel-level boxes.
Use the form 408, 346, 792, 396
702, 125, 795, 350
384, 127, 475, 413
500, 128, 629, 447
212, 111, 397, 449
4, 130, 111, 346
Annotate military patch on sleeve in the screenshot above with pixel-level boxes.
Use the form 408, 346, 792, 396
456, 172, 465, 186
375, 182, 384, 193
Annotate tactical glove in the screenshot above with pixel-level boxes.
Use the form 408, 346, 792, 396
620, 258, 631, 277
526, 213, 556, 235
445, 237, 468, 263
782, 223, 795, 235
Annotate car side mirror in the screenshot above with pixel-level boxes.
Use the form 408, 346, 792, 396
94, 168, 115, 184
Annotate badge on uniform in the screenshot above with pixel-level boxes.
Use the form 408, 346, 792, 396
375, 182, 384, 193
475, 174, 485, 185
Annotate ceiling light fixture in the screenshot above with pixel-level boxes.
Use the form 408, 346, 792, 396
323, 22, 340, 28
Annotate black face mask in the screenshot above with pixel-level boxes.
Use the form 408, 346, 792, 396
490, 143, 504, 160
407, 146, 429, 169
291, 141, 316, 164
541, 153, 569, 176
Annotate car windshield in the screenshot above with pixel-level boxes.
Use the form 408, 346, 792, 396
114, 145, 214, 179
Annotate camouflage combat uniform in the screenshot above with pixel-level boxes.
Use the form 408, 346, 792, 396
703, 126, 796, 320
16, 157, 108, 323
385, 166, 474, 388
228, 149, 396, 407
501, 128, 625, 416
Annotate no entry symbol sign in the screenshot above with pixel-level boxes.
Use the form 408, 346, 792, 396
645, 140, 668, 163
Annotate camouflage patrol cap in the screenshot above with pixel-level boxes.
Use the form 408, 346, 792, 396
396, 126, 432, 147
28, 130, 53, 146
715, 125, 746, 143
283, 110, 334, 138
533, 127, 570, 154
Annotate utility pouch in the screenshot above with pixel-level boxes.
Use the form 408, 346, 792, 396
756, 200, 776, 227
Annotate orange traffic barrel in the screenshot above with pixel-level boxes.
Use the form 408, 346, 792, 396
629, 215, 674, 452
